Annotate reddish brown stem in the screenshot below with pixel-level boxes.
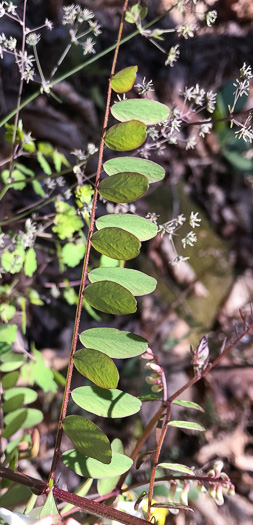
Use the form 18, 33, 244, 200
49, 0, 130, 483
147, 404, 171, 520
0, 465, 46, 494
53, 487, 150, 525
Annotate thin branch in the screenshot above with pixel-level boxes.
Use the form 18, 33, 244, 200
147, 404, 171, 520
8, 0, 27, 178
53, 487, 150, 525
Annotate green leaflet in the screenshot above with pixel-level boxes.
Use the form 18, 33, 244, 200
172, 399, 204, 412
96, 214, 158, 241
84, 281, 137, 315
99, 172, 149, 203
62, 242, 85, 268
111, 65, 138, 93
158, 463, 196, 475
80, 327, 148, 359
105, 120, 147, 151
0, 324, 17, 345
2, 411, 28, 439
62, 415, 112, 464
2, 371, 19, 389
4, 387, 38, 405
167, 420, 205, 431
24, 248, 37, 277
40, 488, 59, 519
1, 247, 25, 274
104, 156, 165, 183
91, 227, 141, 260
2, 394, 24, 414
89, 267, 157, 296
111, 99, 169, 125
4, 408, 43, 431
0, 351, 26, 372
72, 385, 142, 418
73, 348, 119, 389
62, 449, 133, 479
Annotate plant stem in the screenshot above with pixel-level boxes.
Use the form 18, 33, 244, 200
48, 0, 130, 484
33, 44, 46, 85
147, 404, 171, 520
53, 487, 150, 525
8, 0, 27, 177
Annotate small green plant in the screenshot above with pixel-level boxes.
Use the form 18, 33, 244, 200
0, 1, 252, 524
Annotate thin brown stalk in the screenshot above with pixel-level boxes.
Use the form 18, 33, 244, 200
48, 0, 130, 484
147, 404, 171, 520
8, 0, 27, 178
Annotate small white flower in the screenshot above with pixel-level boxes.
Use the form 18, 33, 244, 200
148, 127, 159, 140
199, 122, 212, 137
135, 77, 154, 95
45, 177, 56, 190
0, 232, 5, 248
45, 18, 53, 30
5, 36, 17, 51
177, 24, 194, 39
176, 214, 186, 226
165, 44, 180, 67
186, 137, 197, 150
89, 20, 102, 36
172, 255, 190, 264
146, 212, 159, 224
240, 63, 253, 80
78, 8, 94, 23
82, 37, 96, 55
206, 90, 217, 113
56, 176, 65, 187
235, 124, 253, 143
0, 3, 5, 18
64, 188, 72, 200
189, 211, 201, 228
206, 10, 217, 27
87, 143, 98, 155
182, 231, 197, 248
22, 68, 35, 83
26, 33, 41, 46
233, 78, 250, 98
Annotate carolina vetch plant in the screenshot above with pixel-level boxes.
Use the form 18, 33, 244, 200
1, 1, 253, 524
